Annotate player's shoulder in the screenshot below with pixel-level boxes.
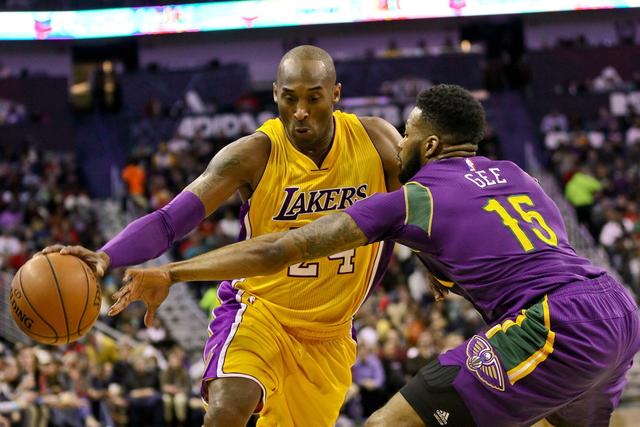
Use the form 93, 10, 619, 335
358, 116, 399, 140
232, 131, 271, 153
359, 116, 400, 151
213, 132, 271, 178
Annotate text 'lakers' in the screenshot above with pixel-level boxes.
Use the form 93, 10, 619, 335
273, 185, 368, 221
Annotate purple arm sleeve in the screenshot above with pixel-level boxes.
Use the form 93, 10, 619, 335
100, 191, 205, 268
344, 189, 406, 244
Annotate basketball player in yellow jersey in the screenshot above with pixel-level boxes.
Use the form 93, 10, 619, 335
241, 109, 389, 335
42, 45, 403, 426
194, 110, 392, 427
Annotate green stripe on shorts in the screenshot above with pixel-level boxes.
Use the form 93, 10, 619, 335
488, 300, 549, 372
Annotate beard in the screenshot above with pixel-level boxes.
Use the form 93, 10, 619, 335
399, 148, 423, 184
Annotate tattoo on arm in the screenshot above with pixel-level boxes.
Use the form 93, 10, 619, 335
194, 154, 242, 194
288, 213, 368, 260
207, 155, 241, 175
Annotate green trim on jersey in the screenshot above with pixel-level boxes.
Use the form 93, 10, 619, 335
404, 182, 434, 236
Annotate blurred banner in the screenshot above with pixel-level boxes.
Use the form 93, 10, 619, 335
120, 64, 250, 117
1, 0, 639, 40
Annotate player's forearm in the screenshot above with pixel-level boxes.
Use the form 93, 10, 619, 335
167, 232, 295, 283
166, 212, 368, 283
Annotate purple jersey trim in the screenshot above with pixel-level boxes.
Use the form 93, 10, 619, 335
238, 200, 250, 241
201, 281, 267, 410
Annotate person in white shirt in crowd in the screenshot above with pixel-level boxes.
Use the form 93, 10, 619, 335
599, 206, 634, 249
625, 116, 640, 146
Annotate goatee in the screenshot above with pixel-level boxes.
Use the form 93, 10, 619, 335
399, 149, 423, 184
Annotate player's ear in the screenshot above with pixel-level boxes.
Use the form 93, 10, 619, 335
332, 83, 342, 103
272, 82, 278, 103
423, 135, 440, 159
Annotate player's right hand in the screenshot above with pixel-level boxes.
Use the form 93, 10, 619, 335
108, 267, 172, 327
37, 245, 110, 278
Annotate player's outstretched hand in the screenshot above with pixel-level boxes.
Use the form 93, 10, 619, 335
108, 267, 172, 327
37, 244, 110, 278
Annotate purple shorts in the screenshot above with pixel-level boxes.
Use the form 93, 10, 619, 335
440, 274, 639, 427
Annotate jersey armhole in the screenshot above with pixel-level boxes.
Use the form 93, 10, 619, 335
357, 116, 390, 192
249, 131, 273, 198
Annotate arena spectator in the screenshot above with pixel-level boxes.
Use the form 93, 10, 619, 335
379, 330, 406, 401
600, 206, 634, 249
626, 116, 640, 147
121, 158, 147, 210
592, 66, 625, 93
564, 165, 603, 233
352, 341, 386, 418
404, 330, 437, 378
540, 109, 569, 134
124, 355, 163, 427
161, 347, 190, 427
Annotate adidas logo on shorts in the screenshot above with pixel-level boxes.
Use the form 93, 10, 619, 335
434, 409, 450, 425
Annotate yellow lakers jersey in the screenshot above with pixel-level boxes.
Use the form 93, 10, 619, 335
235, 110, 388, 339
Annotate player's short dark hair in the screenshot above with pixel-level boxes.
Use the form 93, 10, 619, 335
416, 84, 485, 145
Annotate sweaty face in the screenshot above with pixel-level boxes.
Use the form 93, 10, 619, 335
399, 107, 429, 184
274, 59, 339, 148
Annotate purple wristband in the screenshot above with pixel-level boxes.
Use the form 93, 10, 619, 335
101, 191, 205, 268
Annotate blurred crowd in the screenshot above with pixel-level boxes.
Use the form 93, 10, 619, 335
540, 101, 640, 293
0, 146, 99, 273
0, 143, 207, 427
0, 335, 206, 427
552, 65, 640, 97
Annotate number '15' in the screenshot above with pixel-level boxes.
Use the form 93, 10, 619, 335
483, 195, 558, 252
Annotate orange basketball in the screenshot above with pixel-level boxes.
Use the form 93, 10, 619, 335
10, 253, 102, 345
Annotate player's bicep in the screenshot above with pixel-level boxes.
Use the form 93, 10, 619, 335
345, 189, 407, 243
282, 213, 368, 262
185, 133, 269, 215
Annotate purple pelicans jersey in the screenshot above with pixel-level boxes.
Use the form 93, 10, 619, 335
346, 156, 639, 426
346, 156, 604, 323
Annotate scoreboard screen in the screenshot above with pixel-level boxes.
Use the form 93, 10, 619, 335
0, 0, 638, 40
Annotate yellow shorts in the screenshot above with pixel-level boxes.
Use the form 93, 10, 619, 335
202, 282, 357, 426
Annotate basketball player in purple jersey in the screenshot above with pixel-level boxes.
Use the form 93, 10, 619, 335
110, 84, 639, 426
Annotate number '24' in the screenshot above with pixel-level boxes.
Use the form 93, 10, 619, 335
483, 195, 558, 252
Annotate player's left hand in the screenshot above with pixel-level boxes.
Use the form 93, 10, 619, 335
428, 272, 449, 302
107, 267, 172, 327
